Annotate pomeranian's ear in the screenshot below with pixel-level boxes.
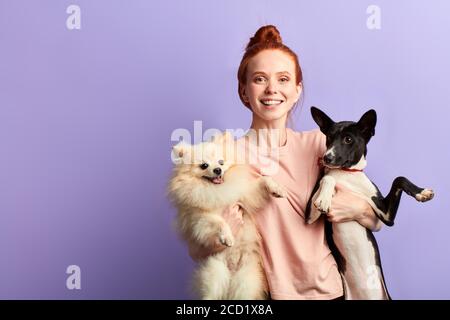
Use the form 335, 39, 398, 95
172, 141, 191, 164
209, 132, 222, 143
221, 131, 234, 144
211, 131, 234, 144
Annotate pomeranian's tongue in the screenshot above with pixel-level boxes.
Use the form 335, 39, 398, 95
212, 177, 223, 184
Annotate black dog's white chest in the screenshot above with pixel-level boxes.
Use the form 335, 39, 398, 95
326, 170, 377, 199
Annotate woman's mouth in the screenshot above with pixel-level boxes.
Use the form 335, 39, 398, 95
260, 99, 284, 108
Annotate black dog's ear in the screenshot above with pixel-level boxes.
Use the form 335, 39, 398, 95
357, 109, 377, 141
311, 106, 335, 135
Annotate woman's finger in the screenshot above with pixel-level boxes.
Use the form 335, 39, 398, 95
326, 209, 333, 217
231, 205, 244, 224
335, 183, 350, 193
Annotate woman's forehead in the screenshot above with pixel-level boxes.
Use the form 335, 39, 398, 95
248, 50, 295, 74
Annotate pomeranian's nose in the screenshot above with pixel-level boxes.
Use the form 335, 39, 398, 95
323, 154, 333, 164
213, 168, 222, 175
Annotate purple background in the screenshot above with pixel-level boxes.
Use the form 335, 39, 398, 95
0, 0, 448, 299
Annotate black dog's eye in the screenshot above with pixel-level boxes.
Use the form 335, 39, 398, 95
343, 136, 353, 144
218, 160, 224, 166
200, 163, 209, 170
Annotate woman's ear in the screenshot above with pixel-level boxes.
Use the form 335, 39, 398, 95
240, 86, 249, 102
295, 82, 303, 103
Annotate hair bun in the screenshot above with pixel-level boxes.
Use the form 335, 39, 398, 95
246, 25, 283, 50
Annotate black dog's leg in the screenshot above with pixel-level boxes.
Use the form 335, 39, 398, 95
371, 176, 434, 226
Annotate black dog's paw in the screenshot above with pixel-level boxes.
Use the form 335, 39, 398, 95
415, 188, 434, 202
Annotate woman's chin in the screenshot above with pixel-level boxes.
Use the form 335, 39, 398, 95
259, 110, 289, 122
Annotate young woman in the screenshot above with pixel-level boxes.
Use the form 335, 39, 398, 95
189, 25, 381, 300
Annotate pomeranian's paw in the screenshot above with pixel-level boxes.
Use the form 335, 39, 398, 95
219, 233, 234, 247
271, 186, 287, 198
314, 195, 331, 213
415, 188, 434, 202
218, 224, 234, 247
306, 209, 322, 225
262, 176, 287, 198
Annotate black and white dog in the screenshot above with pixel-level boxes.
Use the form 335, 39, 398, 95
305, 106, 434, 300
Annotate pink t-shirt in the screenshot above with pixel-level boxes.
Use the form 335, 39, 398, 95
236, 128, 343, 300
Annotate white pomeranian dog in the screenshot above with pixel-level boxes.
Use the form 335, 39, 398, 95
168, 131, 286, 299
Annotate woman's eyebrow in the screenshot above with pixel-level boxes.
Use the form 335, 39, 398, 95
251, 71, 292, 76
252, 71, 267, 76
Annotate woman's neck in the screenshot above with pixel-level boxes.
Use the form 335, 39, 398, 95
249, 115, 288, 148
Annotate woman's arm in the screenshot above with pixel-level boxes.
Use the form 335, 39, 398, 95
188, 239, 226, 261
356, 204, 382, 232
327, 184, 382, 232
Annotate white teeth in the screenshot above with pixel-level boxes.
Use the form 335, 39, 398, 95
261, 100, 283, 106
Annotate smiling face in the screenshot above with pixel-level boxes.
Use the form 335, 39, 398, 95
172, 133, 235, 185
192, 142, 232, 184
240, 50, 302, 124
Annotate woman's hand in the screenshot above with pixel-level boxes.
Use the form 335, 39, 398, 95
222, 203, 244, 237
188, 204, 244, 261
327, 184, 382, 232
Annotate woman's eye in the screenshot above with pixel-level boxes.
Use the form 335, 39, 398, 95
343, 136, 353, 144
254, 76, 266, 83
200, 163, 209, 170
279, 77, 289, 83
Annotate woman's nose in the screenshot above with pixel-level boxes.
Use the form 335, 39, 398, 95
265, 80, 278, 94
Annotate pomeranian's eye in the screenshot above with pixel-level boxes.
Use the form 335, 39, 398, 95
200, 163, 209, 170
218, 160, 224, 166
343, 136, 353, 144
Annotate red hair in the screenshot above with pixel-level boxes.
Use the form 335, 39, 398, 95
237, 25, 303, 111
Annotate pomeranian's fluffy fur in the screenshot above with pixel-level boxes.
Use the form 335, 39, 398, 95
168, 132, 286, 299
